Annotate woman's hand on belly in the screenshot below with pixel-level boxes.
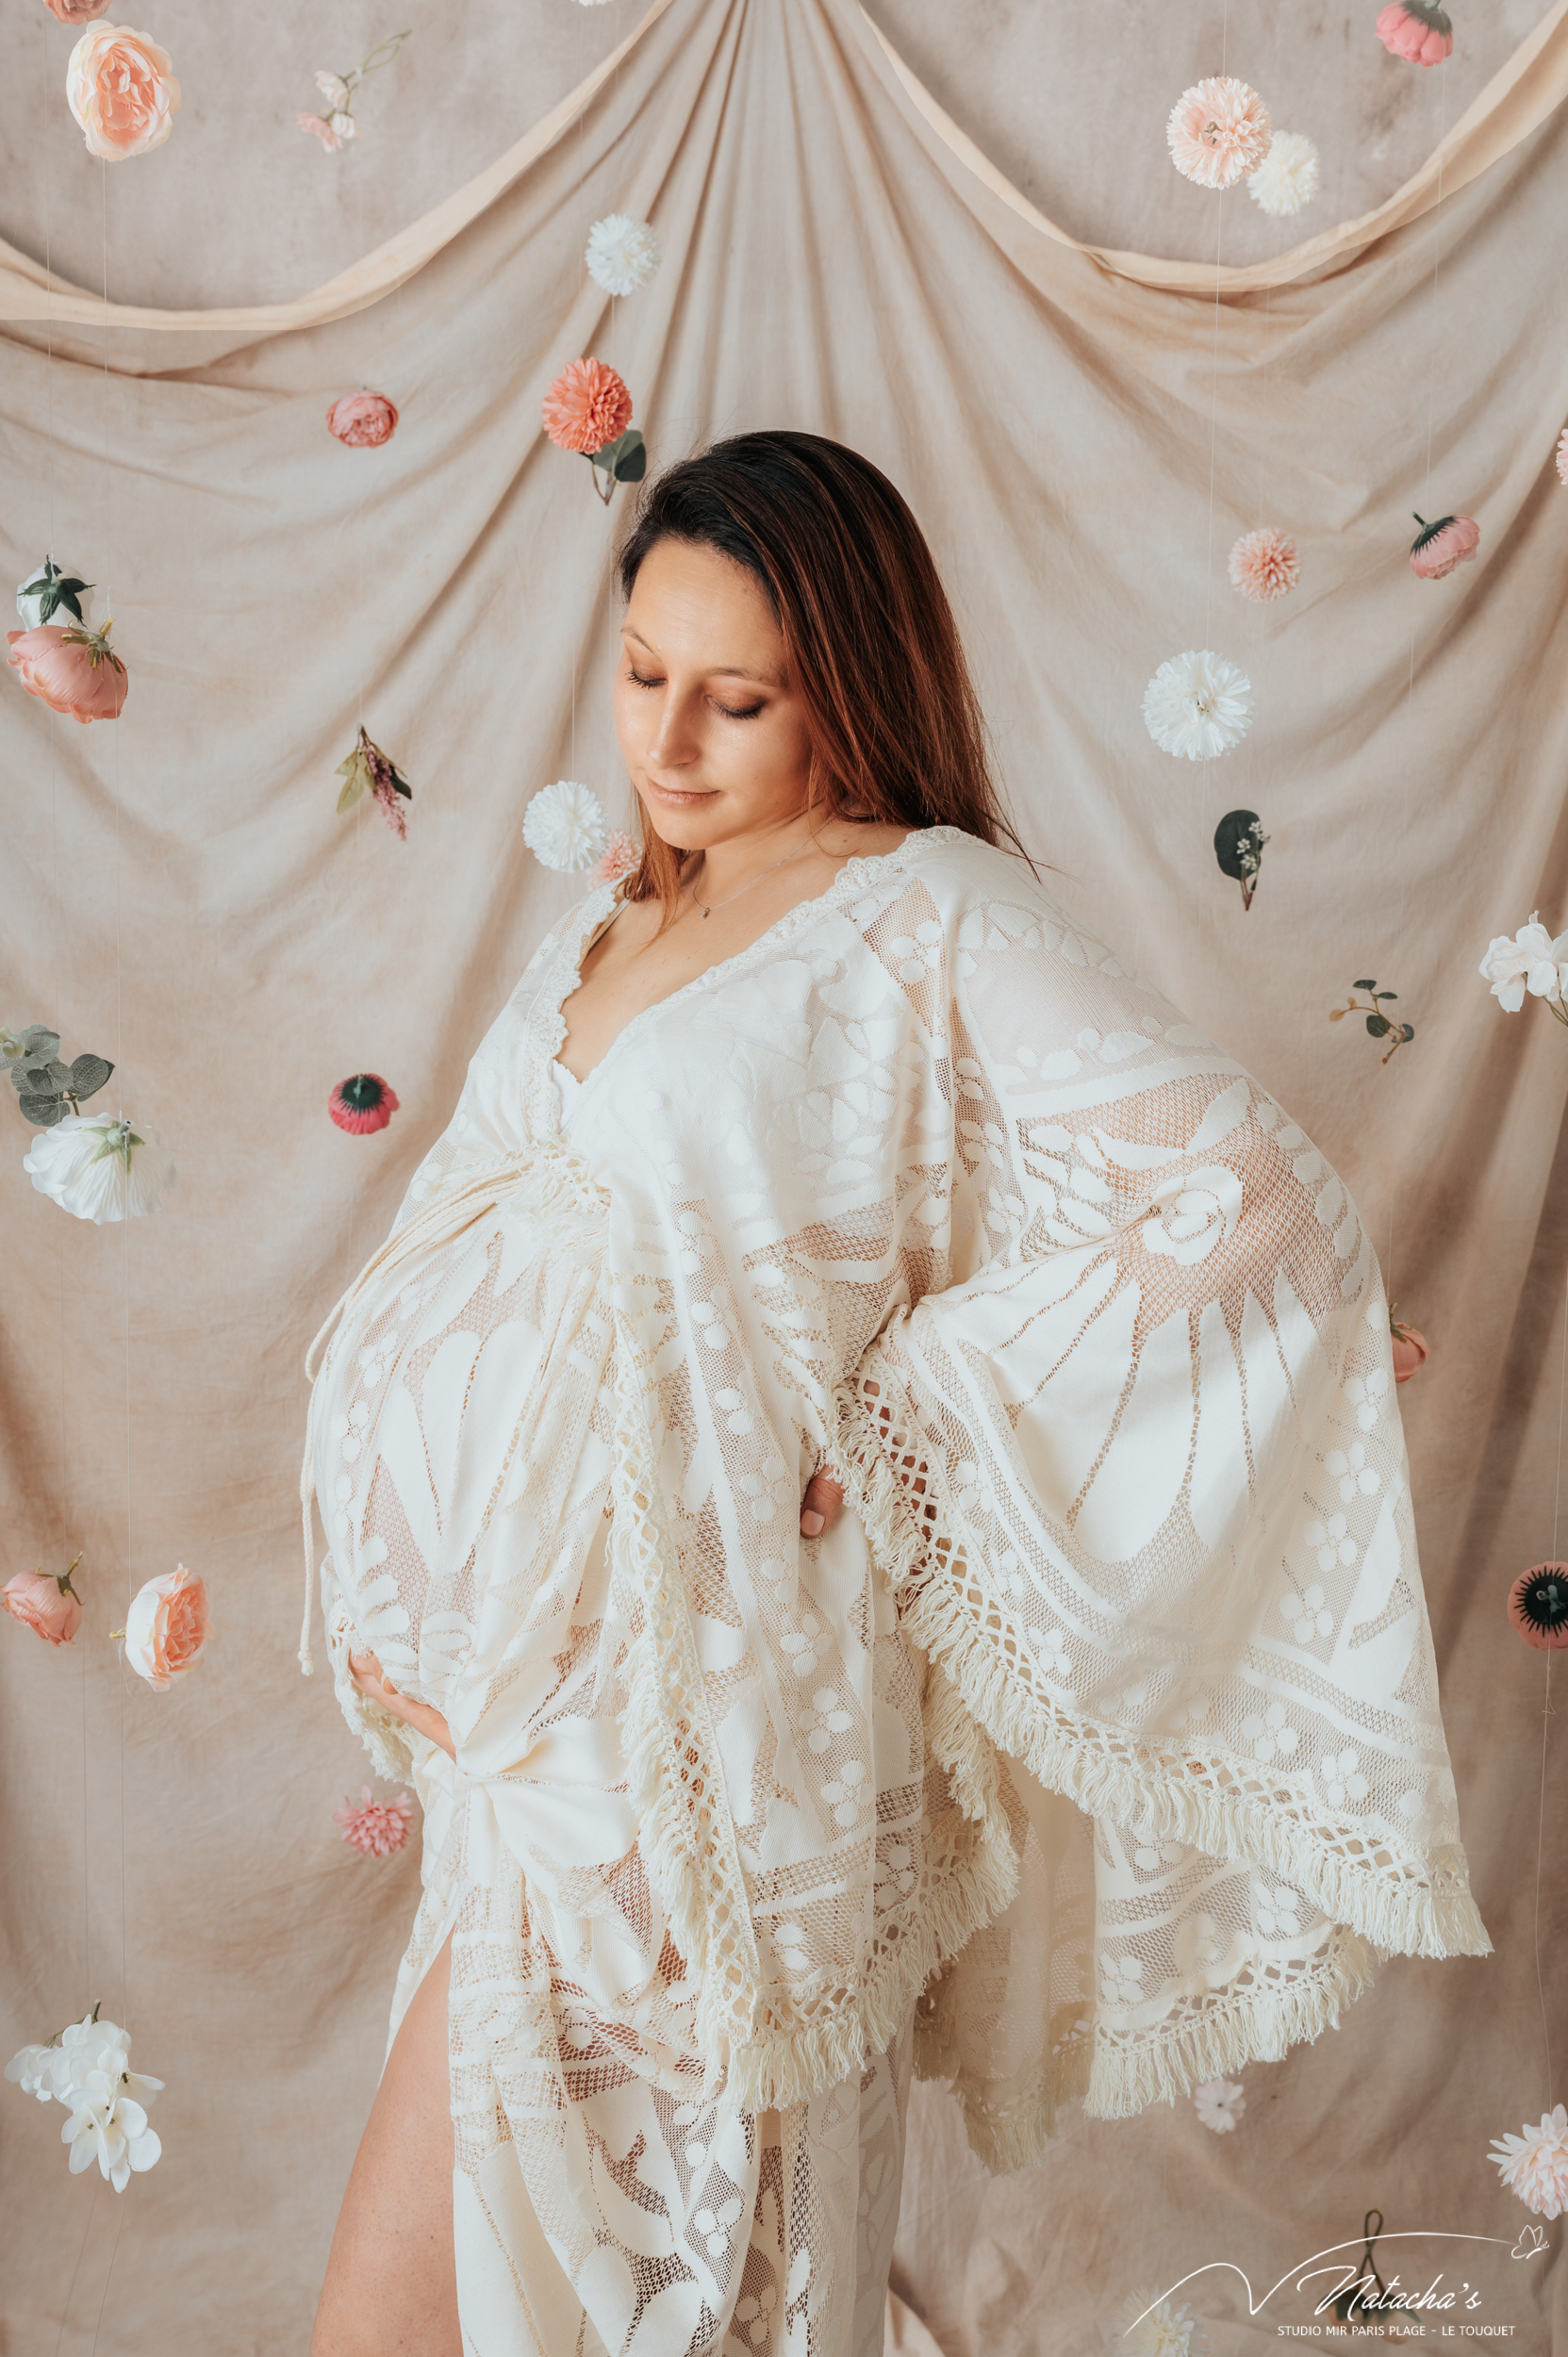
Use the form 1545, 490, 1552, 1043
348, 1651, 456, 1762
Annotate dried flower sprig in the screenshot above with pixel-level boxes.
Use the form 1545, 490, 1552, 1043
1329, 980, 1414, 1063
1213, 810, 1269, 911
297, 29, 410, 151
2, 1026, 114, 1128
335, 726, 413, 837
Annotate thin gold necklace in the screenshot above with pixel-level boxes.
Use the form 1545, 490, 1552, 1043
685, 835, 816, 920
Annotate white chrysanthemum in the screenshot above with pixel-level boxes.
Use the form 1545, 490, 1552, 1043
523, 781, 609, 872
1247, 129, 1320, 217
1489, 2104, 1568, 2219
585, 213, 660, 297
23, 1113, 176, 1224
1142, 651, 1253, 761
1113, 2288, 1206, 2356
1192, 2077, 1246, 2134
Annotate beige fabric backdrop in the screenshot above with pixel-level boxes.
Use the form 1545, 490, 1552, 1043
1, 1, 1564, 2349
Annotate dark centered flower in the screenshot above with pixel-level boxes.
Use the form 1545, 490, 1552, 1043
329, 1074, 400, 1134
1508, 1563, 1568, 1652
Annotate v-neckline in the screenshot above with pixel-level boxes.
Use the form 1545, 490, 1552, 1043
545, 826, 955, 1096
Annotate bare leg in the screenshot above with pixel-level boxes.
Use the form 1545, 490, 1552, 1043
311, 1932, 461, 2357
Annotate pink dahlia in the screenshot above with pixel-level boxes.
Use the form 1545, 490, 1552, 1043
329, 1074, 399, 1133
589, 829, 637, 887
7, 621, 126, 722
1229, 527, 1300, 602
541, 358, 634, 455
326, 389, 398, 448
1410, 512, 1479, 580
1166, 77, 1273, 190
334, 1785, 414, 1858
1507, 1563, 1568, 1652
1488, 2105, 1568, 2217
1376, 2, 1454, 66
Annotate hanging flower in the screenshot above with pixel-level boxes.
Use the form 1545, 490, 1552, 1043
590, 828, 638, 887
326, 389, 398, 448
1142, 651, 1253, 761
1489, 2106, 1568, 2217
1329, 980, 1415, 1064
4, 1025, 113, 1128
585, 214, 661, 297
1247, 129, 1320, 217
1376, 1, 1455, 67
329, 1074, 399, 1133
7, 620, 126, 723
1507, 1564, 1568, 1652
1557, 429, 1568, 488
335, 726, 412, 836
16, 556, 93, 633
1228, 527, 1300, 602
121, 1562, 209, 1689
1477, 914, 1568, 1020
1410, 512, 1479, 579
296, 112, 344, 151
23, 1113, 174, 1222
542, 357, 634, 454
296, 32, 409, 149
8, 2008, 164, 2193
524, 781, 609, 873
1389, 1310, 1430, 1383
334, 1784, 414, 1857
2, 1556, 84, 1647
1213, 810, 1269, 912
66, 23, 181, 161
44, 0, 113, 21
1112, 2289, 1207, 2356
1166, 78, 1273, 190
1192, 2078, 1246, 2133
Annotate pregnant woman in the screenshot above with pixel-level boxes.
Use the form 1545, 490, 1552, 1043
304, 432, 1488, 2357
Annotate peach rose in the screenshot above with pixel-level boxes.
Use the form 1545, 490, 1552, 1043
7, 623, 127, 723
541, 358, 634, 455
66, 23, 181, 162
1410, 513, 1479, 581
3, 1561, 83, 1646
123, 1562, 209, 1689
326, 390, 399, 448
45, 0, 113, 22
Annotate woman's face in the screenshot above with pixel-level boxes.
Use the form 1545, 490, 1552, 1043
613, 537, 815, 849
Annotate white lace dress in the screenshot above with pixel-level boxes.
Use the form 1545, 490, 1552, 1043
303, 828, 1488, 2357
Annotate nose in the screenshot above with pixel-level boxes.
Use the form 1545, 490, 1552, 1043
646, 683, 699, 772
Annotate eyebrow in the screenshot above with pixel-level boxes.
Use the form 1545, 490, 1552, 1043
624, 627, 782, 688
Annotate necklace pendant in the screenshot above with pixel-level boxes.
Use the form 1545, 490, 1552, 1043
698, 905, 709, 918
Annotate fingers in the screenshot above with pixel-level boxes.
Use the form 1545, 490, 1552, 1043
800, 1471, 845, 1540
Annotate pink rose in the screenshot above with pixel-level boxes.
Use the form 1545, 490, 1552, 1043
123, 1562, 209, 1689
7, 624, 127, 723
3, 1563, 83, 1647
44, 0, 113, 22
1375, 1, 1454, 65
66, 23, 181, 162
1409, 513, 1479, 581
327, 390, 399, 448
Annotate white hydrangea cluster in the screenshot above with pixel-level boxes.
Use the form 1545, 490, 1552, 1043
6, 2009, 165, 2192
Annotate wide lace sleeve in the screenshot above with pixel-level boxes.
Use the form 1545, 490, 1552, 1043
826, 884, 1490, 2126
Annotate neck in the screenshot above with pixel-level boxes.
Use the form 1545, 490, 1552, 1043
686, 807, 819, 900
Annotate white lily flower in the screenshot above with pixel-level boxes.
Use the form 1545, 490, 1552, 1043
22, 1113, 175, 1224
1477, 915, 1568, 1013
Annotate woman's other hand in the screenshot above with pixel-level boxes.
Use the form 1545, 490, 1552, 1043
348, 1650, 455, 1763
800, 1472, 845, 1540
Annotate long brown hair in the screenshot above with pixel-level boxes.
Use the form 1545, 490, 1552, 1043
615, 431, 1024, 916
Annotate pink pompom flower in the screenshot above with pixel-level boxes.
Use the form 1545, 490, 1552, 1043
590, 829, 637, 887
3, 1556, 84, 1647
334, 1785, 414, 1858
44, 0, 112, 23
542, 358, 634, 455
326, 390, 398, 448
66, 22, 181, 161
1229, 527, 1300, 602
122, 1563, 210, 1689
1507, 1564, 1568, 1652
6, 621, 126, 723
1489, 2105, 1568, 2217
329, 1074, 399, 1133
1556, 428, 1568, 487
1410, 512, 1479, 580
1376, 2, 1454, 67
1166, 77, 1273, 190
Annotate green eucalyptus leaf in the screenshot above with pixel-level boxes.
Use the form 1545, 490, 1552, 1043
1352, 980, 1378, 993
1400, 1024, 1415, 1042
69, 1054, 112, 1099
18, 1027, 60, 1059
18, 1093, 65, 1126
1365, 1014, 1391, 1038
43, 1060, 73, 1090
614, 431, 648, 484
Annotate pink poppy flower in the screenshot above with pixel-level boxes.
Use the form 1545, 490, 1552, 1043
542, 358, 634, 455
1229, 527, 1300, 603
330, 1074, 399, 1133
590, 829, 637, 887
123, 1563, 210, 1689
1166, 77, 1273, 191
326, 390, 398, 448
1410, 512, 1479, 580
1376, 2, 1454, 66
1507, 1564, 1568, 1652
66, 23, 181, 162
3, 1557, 84, 1647
44, 0, 112, 22
334, 1786, 414, 1858
7, 622, 126, 723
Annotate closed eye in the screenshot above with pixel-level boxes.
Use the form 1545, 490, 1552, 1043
626, 665, 764, 721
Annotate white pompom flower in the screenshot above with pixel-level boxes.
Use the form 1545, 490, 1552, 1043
1247, 129, 1321, 218
1142, 651, 1253, 761
23, 1113, 176, 1224
1488, 2104, 1568, 2219
523, 781, 609, 874
585, 214, 660, 298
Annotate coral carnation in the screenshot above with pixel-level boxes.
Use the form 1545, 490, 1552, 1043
1377, 1, 1454, 67
1507, 1564, 1568, 1652
1229, 527, 1300, 602
334, 1785, 415, 1858
1489, 2105, 1568, 2217
7, 622, 126, 723
1166, 77, 1273, 191
1410, 512, 1479, 580
66, 23, 181, 161
1247, 129, 1320, 217
326, 390, 398, 448
541, 358, 634, 455
330, 1074, 399, 1133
